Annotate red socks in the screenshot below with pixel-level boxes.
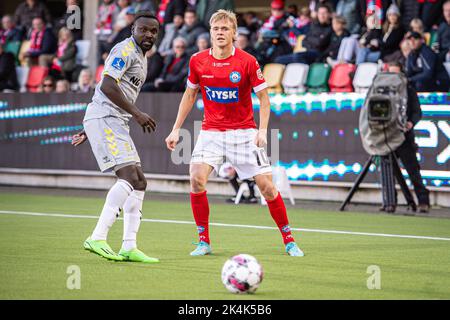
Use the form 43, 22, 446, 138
190, 191, 210, 244
266, 192, 294, 244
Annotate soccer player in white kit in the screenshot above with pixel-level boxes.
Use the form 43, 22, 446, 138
165, 10, 304, 257
72, 12, 160, 263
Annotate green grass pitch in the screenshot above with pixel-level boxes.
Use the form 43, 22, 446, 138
1, 191, 450, 299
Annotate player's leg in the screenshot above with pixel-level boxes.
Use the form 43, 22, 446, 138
254, 174, 304, 257
189, 163, 214, 256
117, 165, 159, 263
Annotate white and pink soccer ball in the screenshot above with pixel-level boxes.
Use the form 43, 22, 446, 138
221, 254, 263, 294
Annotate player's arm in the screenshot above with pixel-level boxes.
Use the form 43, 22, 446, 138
254, 88, 270, 147
71, 129, 87, 147
101, 75, 156, 133
165, 86, 199, 151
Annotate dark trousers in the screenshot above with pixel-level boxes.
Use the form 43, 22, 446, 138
274, 50, 319, 65
395, 132, 430, 205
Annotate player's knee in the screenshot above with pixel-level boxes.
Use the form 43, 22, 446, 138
134, 177, 147, 191
259, 183, 278, 200
190, 175, 207, 193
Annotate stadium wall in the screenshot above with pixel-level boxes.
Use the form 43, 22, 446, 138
0, 92, 449, 206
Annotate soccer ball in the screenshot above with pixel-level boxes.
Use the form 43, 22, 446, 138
221, 254, 263, 294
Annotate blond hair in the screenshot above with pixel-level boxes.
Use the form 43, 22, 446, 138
209, 9, 237, 31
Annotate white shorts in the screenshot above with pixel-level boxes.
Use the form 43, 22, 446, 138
191, 129, 272, 180
84, 117, 141, 173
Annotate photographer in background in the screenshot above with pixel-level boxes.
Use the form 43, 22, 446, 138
385, 61, 430, 213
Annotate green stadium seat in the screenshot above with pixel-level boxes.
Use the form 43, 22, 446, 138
306, 63, 331, 93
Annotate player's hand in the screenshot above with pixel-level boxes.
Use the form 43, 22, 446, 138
135, 111, 157, 133
254, 129, 268, 148
165, 129, 180, 151
71, 130, 87, 146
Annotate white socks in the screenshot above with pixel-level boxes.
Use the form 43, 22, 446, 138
121, 190, 145, 251
91, 179, 133, 241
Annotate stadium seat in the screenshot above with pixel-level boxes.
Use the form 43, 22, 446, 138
281, 63, 309, 94
75, 40, 90, 66
328, 63, 356, 92
305, 63, 331, 93
16, 66, 30, 92
95, 65, 104, 83
26, 66, 48, 92
263, 63, 285, 94
293, 35, 306, 53
4, 41, 21, 63
18, 40, 30, 66
353, 62, 378, 93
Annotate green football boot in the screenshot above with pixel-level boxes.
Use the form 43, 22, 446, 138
83, 237, 124, 261
118, 248, 160, 263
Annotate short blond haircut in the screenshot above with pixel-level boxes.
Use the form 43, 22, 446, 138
209, 9, 237, 31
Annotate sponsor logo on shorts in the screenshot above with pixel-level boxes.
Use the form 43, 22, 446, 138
204, 86, 239, 103
229, 71, 241, 83
112, 57, 125, 71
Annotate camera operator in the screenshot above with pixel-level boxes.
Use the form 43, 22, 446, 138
384, 61, 430, 213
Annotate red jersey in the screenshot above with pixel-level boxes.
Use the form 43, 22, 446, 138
187, 47, 267, 131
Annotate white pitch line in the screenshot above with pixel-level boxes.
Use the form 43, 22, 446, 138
1, 210, 450, 242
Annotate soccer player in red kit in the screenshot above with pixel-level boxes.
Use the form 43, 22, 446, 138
165, 10, 304, 257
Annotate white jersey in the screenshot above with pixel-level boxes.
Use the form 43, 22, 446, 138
84, 36, 148, 123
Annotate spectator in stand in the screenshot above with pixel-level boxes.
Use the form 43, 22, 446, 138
322, 15, 350, 66
14, 0, 52, 35
195, 33, 210, 52
235, 28, 257, 57
74, 68, 95, 93
287, 4, 299, 17
148, 37, 189, 92
132, 0, 157, 14
399, 38, 412, 67
23, 16, 57, 67
357, 0, 391, 27
38, 75, 55, 93
55, 79, 70, 93
282, 7, 312, 48
355, 13, 382, 64
336, 0, 361, 34
240, 11, 262, 43
113, 0, 133, 35
102, 6, 136, 61
406, 31, 450, 91
95, 0, 119, 64
274, 4, 332, 65
196, 0, 235, 28
0, 43, 19, 92
399, 0, 420, 31
178, 8, 208, 56
55, 0, 83, 41
380, 3, 405, 62
157, 0, 187, 26
158, 14, 184, 57
0, 15, 23, 45
309, 0, 337, 19
408, 18, 425, 37
436, 0, 450, 65
259, 0, 290, 35
142, 45, 164, 91
418, 0, 445, 32
47, 27, 77, 81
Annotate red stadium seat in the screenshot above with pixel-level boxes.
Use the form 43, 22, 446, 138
328, 63, 356, 92
26, 66, 48, 92
95, 65, 104, 83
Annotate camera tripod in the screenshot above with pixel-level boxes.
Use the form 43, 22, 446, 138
340, 153, 417, 212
